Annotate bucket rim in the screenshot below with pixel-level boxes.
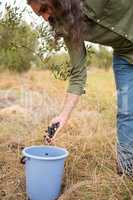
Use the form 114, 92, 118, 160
22, 145, 69, 161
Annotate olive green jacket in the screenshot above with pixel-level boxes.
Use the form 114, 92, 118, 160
65, 0, 133, 95
82, 0, 133, 42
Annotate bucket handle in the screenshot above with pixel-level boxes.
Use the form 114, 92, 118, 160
20, 156, 29, 165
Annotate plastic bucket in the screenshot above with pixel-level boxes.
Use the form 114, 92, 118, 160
22, 145, 69, 200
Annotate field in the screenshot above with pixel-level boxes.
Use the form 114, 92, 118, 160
0, 68, 133, 200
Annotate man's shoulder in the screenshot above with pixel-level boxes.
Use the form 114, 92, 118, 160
82, 0, 108, 17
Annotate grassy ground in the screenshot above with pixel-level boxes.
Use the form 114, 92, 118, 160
0, 69, 133, 200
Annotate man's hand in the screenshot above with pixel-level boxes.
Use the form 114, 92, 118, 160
45, 92, 80, 144
45, 113, 69, 144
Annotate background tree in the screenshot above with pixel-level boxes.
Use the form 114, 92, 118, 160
90, 46, 112, 70
0, 4, 39, 72
0, 1, 63, 74
0, 1, 112, 77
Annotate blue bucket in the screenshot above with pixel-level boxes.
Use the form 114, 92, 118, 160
22, 145, 69, 200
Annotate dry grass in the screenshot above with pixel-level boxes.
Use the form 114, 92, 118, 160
0, 68, 133, 200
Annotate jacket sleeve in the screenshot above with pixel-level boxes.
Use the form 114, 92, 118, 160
64, 37, 87, 96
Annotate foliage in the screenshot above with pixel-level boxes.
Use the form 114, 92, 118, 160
36, 24, 64, 61
0, 2, 63, 73
50, 61, 71, 80
42, 53, 70, 80
90, 46, 113, 70
0, 1, 113, 77
0, 4, 39, 73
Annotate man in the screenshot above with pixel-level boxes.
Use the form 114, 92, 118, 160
27, 0, 133, 177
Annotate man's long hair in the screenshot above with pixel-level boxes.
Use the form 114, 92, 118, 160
27, 0, 85, 46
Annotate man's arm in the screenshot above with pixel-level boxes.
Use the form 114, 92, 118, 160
47, 37, 87, 143
59, 37, 87, 117
64, 36, 87, 96
52, 38, 87, 119
60, 92, 80, 119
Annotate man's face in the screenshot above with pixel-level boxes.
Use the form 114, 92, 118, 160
30, 1, 53, 21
